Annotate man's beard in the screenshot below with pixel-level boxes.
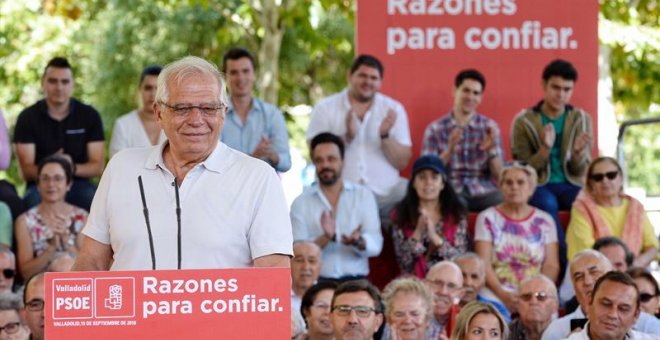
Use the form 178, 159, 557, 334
317, 168, 340, 186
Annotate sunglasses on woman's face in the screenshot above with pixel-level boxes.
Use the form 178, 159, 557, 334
589, 171, 618, 182
640, 293, 657, 303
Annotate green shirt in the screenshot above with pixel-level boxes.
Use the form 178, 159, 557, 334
541, 111, 567, 183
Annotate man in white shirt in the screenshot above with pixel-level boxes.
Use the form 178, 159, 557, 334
567, 271, 655, 340
307, 55, 412, 216
291, 241, 322, 313
291, 132, 382, 281
72, 56, 292, 271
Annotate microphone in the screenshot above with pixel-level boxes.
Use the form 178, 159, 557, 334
173, 178, 182, 270
138, 176, 157, 270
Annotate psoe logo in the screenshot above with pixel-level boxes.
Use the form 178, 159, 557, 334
104, 285, 123, 310
95, 278, 135, 318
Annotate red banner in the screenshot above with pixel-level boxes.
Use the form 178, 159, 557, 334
46, 268, 291, 339
357, 0, 599, 173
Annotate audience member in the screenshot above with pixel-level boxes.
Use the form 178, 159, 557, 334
301, 281, 338, 340
15, 156, 87, 279
567, 156, 658, 267
566, 271, 655, 340
451, 301, 508, 340
541, 250, 660, 340
628, 267, 660, 318
46, 252, 75, 272
453, 253, 511, 323
0, 246, 16, 293
14, 57, 105, 211
381, 277, 435, 340
291, 240, 322, 313
474, 162, 559, 313
511, 59, 592, 272
21, 273, 44, 340
425, 261, 465, 338
291, 133, 382, 282
422, 69, 503, 211
221, 48, 291, 172
0, 292, 30, 340
593, 236, 633, 272
109, 65, 166, 157
330, 279, 383, 340
390, 155, 469, 277
307, 55, 412, 216
508, 275, 558, 340
72, 56, 292, 271
0, 110, 26, 224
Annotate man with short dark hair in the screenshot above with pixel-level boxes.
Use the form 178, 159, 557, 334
330, 279, 383, 340
221, 47, 291, 171
422, 69, 504, 211
291, 133, 382, 281
512, 59, 593, 270
509, 275, 558, 340
593, 236, 633, 272
307, 55, 412, 215
14, 57, 105, 211
567, 271, 654, 340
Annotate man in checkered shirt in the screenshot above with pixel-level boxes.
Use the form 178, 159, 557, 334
422, 69, 504, 212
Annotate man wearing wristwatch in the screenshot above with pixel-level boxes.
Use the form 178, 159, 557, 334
422, 69, 504, 212
307, 55, 412, 217
291, 133, 383, 282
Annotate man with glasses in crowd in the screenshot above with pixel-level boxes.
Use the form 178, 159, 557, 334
508, 275, 558, 340
73, 56, 292, 271
0, 246, 16, 293
425, 261, 465, 339
330, 279, 383, 340
22, 272, 45, 340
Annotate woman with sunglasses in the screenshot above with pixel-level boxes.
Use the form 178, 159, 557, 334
389, 155, 469, 278
474, 162, 559, 314
566, 156, 658, 267
14, 156, 87, 279
627, 267, 660, 318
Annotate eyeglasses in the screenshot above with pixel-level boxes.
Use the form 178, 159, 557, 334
640, 293, 657, 303
425, 278, 460, 291
589, 171, 618, 182
312, 302, 330, 311
0, 322, 20, 334
25, 299, 44, 312
159, 102, 226, 118
0, 269, 15, 279
332, 305, 378, 317
520, 291, 551, 302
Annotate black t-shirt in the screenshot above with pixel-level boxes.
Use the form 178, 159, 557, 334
13, 98, 105, 178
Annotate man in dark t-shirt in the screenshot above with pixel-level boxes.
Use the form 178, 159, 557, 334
13, 57, 105, 211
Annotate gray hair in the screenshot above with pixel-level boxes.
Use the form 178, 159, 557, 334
519, 274, 558, 298
155, 56, 228, 110
499, 162, 538, 189
0, 245, 16, 267
0, 292, 23, 311
570, 249, 613, 274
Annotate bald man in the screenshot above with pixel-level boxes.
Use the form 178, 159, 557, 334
425, 261, 465, 339
291, 240, 322, 314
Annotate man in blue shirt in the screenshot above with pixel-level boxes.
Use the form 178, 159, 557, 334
220, 48, 291, 172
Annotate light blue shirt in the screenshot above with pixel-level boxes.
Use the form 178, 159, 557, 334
541, 306, 660, 340
290, 181, 382, 278
221, 97, 291, 172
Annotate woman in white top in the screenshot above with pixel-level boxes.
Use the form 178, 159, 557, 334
109, 65, 166, 157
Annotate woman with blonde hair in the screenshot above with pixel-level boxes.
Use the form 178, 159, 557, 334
474, 162, 559, 314
566, 156, 658, 266
451, 301, 507, 340
382, 277, 435, 340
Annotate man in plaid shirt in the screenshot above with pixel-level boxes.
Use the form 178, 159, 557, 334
422, 69, 503, 212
